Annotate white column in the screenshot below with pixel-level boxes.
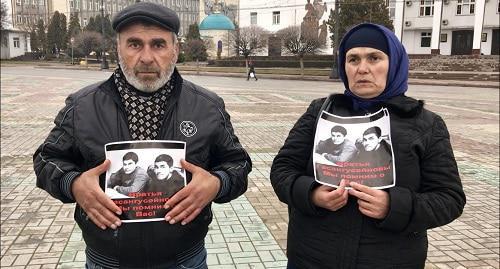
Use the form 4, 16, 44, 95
26, 34, 32, 52
430, 0, 443, 54
393, 0, 405, 41
472, 0, 486, 54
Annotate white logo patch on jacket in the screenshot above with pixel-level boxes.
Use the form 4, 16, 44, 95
180, 121, 197, 137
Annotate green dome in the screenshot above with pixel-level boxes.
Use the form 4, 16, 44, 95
199, 13, 235, 30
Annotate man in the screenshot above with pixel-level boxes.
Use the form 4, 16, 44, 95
315, 125, 357, 163
33, 3, 251, 268
108, 151, 148, 195
145, 154, 185, 198
247, 61, 258, 81
355, 126, 393, 187
356, 126, 392, 163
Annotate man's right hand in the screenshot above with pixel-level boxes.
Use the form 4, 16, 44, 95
72, 160, 122, 230
311, 179, 349, 211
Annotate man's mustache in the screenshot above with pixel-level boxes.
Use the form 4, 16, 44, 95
134, 66, 160, 73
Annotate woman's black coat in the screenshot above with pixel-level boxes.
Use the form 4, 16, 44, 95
270, 94, 466, 269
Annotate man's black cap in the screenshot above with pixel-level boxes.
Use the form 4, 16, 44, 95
112, 2, 180, 34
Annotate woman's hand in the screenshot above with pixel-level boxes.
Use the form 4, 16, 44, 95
311, 179, 349, 211
348, 182, 389, 219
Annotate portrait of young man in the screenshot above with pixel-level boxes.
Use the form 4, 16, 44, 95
315, 125, 358, 164
145, 153, 185, 198
107, 151, 149, 196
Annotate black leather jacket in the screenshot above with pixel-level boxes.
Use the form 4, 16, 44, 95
271, 94, 465, 269
33, 69, 252, 267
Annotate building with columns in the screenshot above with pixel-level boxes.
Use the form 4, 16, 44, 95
8, 0, 201, 38
391, 0, 499, 55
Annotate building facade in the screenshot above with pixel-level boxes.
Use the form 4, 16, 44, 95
9, 0, 50, 31
1, 29, 31, 59
201, 0, 238, 23
199, 0, 238, 58
239, 0, 332, 56
9, 0, 201, 37
392, 0, 499, 55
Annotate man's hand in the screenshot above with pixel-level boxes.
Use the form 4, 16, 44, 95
72, 160, 122, 230
164, 159, 220, 225
348, 182, 389, 219
311, 179, 349, 211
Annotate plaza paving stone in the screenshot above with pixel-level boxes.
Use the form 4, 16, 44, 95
1, 66, 498, 268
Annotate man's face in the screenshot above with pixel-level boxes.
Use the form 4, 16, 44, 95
330, 132, 346, 145
362, 133, 382, 151
123, 159, 137, 174
117, 23, 179, 93
154, 161, 171, 180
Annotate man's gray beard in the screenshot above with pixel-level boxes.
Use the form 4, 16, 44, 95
119, 56, 176, 93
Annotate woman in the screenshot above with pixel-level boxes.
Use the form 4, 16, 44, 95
270, 23, 466, 269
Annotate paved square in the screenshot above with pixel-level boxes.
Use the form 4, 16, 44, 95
1, 65, 498, 268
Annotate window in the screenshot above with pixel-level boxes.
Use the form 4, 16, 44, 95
440, 33, 447, 42
421, 32, 431, 47
250, 12, 257, 25
387, 0, 396, 19
13, 37, 20, 48
69, 0, 74, 8
498, 0, 500, 13
419, 0, 434, 16
16, 15, 22, 23
481, 33, 487, 42
457, 0, 475, 15
272, 11, 280, 25
83, 18, 88, 26
16, 0, 21, 5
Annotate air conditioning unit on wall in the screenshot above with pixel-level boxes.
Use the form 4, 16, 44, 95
444, 0, 450, 4
442, 19, 449, 26
405, 21, 412, 27
405, 1, 412, 6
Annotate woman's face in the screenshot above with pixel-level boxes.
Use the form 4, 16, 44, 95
345, 47, 389, 99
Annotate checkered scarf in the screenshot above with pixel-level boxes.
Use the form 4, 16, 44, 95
113, 68, 175, 140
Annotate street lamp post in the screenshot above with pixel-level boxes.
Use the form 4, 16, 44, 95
100, 0, 109, 69
70, 37, 74, 65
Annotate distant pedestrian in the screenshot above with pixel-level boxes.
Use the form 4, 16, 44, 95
247, 61, 258, 81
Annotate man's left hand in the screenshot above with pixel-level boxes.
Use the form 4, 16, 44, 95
348, 182, 389, 219
164, 159, 221, 225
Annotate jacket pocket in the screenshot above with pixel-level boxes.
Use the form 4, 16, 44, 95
74, 206, 119, 255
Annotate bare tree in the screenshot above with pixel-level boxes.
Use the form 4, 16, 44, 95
74, 31, 103, 66
277, 26, 324, 78
231, 26, 267, 69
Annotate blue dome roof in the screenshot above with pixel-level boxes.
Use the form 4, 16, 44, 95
199, 13, 235, 30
